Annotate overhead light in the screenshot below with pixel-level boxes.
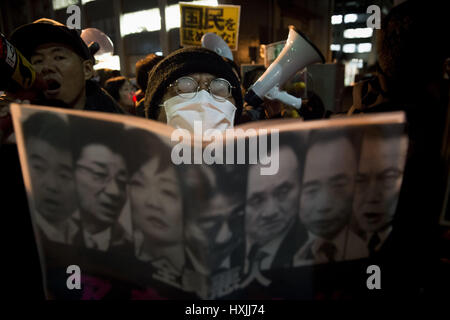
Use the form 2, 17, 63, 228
94, 54, 121, 71
351, 58, 364, 69
330, 44, 341, 51
193, 0, 218, 5
344, 14, 358, 23
358, 43, 372, 53
120, 8, 161, 37
165, 4, 181, 30
343, 44, 356, 53
343, 28, 373, 39
52, 0, 78, 10
331, 15, 343, 24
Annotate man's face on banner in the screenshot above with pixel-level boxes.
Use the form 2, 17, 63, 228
129, 156, 183, 246
27, 137, 77, 222
245, 146, 300, 247
184, 191, 244, 275
353, 134, 407, 233
75, 144, 127, 226
300, 137, 356, 240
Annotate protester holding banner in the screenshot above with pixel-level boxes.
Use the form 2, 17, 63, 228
144, 47, 243, 132
134, 53, 163, 117
104, 76, 136, 115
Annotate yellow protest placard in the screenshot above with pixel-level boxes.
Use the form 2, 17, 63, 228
179, 2, 241, 50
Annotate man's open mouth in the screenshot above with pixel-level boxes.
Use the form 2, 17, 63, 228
44, 79, 61, 95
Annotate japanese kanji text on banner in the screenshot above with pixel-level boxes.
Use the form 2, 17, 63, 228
179, 2, 240, 50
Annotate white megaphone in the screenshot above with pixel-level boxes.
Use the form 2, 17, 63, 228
80, 28, 114, 59
201, 32, 234, 61
245, 25, 324, 110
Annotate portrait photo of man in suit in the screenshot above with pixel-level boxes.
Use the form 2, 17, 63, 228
69, 116, 131, 253
181, 164, 246, 277
23, 111, 78, 244
293, 129, 366, 266
352, 125, 408, 256
245, 134, 306, 272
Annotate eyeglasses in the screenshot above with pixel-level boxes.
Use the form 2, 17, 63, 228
169, 76, 235, 101
76, 163, 127, 189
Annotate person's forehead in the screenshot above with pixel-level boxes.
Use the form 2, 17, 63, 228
307, 137, 354, 161
136, 157, 176, 181
32, 42, 77, 56
359, 136, 407, 169
247, 146, 299, 193
361, 135, 407, 156
304, 138, 356, 179
186, 73, 216, 82
28, 138, 72, 161
79, 144, 123, 164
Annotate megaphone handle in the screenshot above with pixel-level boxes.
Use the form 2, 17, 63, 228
265, 87, 302, 109
244, 89, 265, 107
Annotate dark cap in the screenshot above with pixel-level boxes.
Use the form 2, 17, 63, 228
144, 47, 243, 122
10, 18, 92, 61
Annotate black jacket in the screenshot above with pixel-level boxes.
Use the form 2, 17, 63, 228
84, 80, 125, 114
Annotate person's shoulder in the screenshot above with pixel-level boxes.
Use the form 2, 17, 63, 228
84, 80, 125, 114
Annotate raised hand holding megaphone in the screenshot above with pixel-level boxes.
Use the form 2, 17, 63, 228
245, 26, 324, 110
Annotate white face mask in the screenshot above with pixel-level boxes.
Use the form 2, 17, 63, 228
163, 90, 236, 132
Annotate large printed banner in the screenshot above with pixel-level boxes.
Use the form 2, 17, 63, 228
11, 103, 409, 299
179, 2, 240, 50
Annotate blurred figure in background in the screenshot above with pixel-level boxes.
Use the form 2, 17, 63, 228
104, 76, 136, 115
348, 0, 449, 296
135, 54, 164, 117
94, 68, 121, 88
